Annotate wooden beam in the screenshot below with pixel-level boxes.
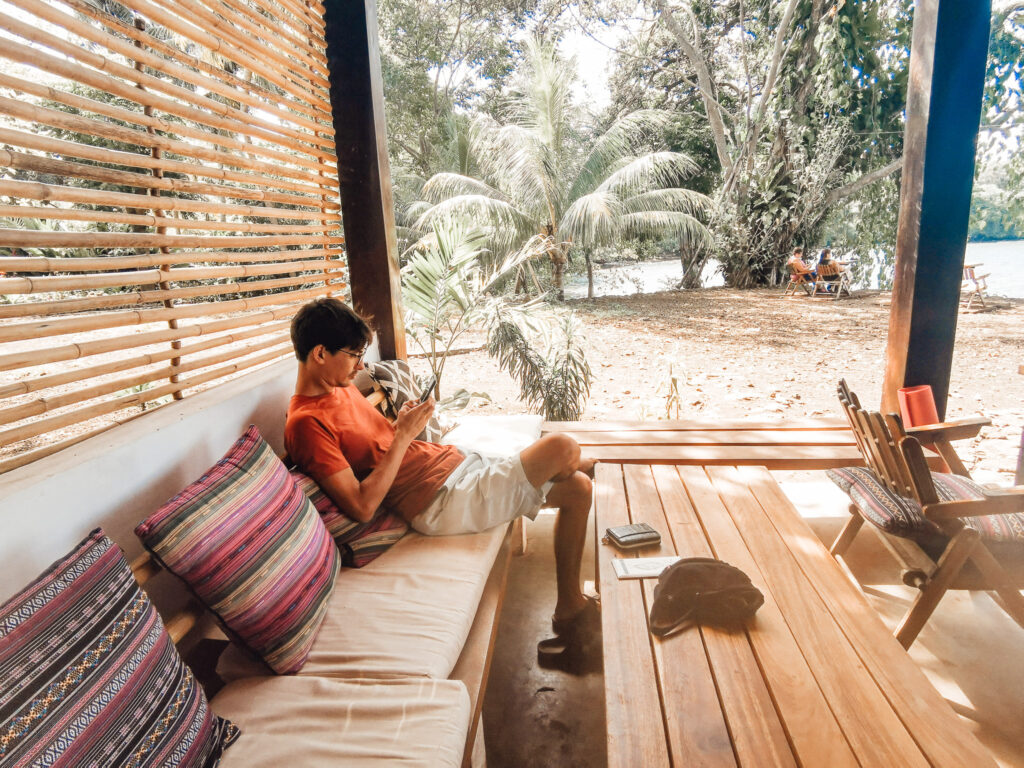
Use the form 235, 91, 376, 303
322, 0, 406, 359
882, 0, 990, 417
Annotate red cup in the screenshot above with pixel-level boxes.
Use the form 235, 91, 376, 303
897, 385, 940, 427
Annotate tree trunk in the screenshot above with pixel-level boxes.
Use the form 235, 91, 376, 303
678, 237, 707, 289
585, 250, 595, 299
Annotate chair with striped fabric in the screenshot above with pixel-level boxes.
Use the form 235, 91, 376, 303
828, 380, 1024, 648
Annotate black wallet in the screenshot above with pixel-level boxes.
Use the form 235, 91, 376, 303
603, 522, 661, 550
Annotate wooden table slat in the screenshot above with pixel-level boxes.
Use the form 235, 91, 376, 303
560, 429, 856, 447
544, 418, 849, 432
621, 465, 737, 767
634, 462, 794, 768
668, 465, 859, 768
594, 463, 670, 768
703, 466, 930, 768
583, 444, 865, 468
740, 466, 997, 768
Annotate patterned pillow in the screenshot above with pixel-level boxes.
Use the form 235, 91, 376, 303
291, 470, 408, 568
365, 359, 443, 442
0, 530, 239, 767
827, 466, 1024, 545
135, 425, 340, 675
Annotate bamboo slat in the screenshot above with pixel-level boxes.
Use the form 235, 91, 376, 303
0, 179, 341, 219
0, 274, 342, 319
59, 0, 331, 124
0, 339, 292, 426
10, 0, 332, 140
0, 248, 343, 274
217, 0, 328, 70
0, 345, 292, 447
0, 412, 150, 474
0, 320, 291, 399
0, 228, 342, 250
0, 92, 333, 192
0, 204, 334, 235
0, 305, 306, 372
0, 13, 333, 161
0, 71, 338, 186
0, 259, 345, 294
0, 124, 331, 197
185, 0, 330, 84
144, 0, 331, 98
0, 148, 328, 209
128, 0, 333, 114
0, 0, 340, 470
0, 286, 330, 343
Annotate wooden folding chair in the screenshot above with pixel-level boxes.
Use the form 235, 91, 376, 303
812, 262, 852, 299
783, 262, 814, 296
961, 263, 990, 310
829, 380, 1024, 648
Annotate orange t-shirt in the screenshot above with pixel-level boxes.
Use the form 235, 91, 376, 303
285, 386, 464, 520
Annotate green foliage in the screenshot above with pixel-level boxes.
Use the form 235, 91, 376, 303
415, 37, 713, 298
402, 218, 592, 420
486, 308, 592, 421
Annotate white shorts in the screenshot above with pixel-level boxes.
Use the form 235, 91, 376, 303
411, 449, 554, 536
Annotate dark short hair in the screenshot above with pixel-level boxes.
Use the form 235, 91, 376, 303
290, 297, 372, 362
793, 246, 803, 255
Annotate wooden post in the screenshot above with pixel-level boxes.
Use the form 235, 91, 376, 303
882, 0, 990, 418
322, 0, 406, 359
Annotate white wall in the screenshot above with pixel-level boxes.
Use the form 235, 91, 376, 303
0, 359, 297, 604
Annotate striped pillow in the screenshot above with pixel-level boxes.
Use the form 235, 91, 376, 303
291, 470, 408, 567
135, 425, 340, 675
0, 529, 239, 767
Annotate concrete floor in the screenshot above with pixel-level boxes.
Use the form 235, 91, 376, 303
484, 473, 1024, 768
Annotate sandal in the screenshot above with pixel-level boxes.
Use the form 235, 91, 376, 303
551, 594, 601, 636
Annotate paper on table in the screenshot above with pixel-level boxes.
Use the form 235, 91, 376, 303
611, 556, 681, 580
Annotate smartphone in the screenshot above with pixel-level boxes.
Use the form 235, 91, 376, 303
418, 375, 438, 402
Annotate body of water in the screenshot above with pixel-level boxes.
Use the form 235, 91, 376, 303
564, 240, 1024, 299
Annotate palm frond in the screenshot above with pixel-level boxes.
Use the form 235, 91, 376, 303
569, 110, 673, 200
401, 221, 489, 326
618, 212, 714, 250
471, 118, 551, 210
597, 152, 702, 198
623, 188, 712, 217
412, 195, 534, 240
559, 190, 625, 247
421, 173, 506, 204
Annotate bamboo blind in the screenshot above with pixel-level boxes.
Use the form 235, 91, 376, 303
0, 0, 342, 472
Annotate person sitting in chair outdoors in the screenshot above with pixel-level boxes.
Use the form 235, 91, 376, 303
284, 297, 599, 643
816, 248, 839, 292
787, 246, 815, 280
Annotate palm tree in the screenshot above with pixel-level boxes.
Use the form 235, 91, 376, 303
415, 37, 714, 299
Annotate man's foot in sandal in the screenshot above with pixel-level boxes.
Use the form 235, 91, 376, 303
551, 594, 601, 636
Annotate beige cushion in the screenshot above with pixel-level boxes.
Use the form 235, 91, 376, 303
219, 524, 508, 681
213, 676, 470, 768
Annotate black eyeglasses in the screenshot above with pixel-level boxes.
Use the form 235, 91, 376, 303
337, 347, 366, 363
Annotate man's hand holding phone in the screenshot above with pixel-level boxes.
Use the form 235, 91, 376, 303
417, 375, 438, 404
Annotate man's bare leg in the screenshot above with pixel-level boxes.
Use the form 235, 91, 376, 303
519, 434, 595, 623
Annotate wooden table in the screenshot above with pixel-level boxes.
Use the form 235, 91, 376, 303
594, 462, 995, 768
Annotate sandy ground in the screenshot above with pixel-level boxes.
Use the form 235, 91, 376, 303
410, 287, 1024, 484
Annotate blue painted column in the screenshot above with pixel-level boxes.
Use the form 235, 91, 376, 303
883, 0, 991, 418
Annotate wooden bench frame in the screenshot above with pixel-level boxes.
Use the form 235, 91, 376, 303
130, 385, 513, 768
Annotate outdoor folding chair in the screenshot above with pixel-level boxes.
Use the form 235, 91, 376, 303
828, 380, 1024, 648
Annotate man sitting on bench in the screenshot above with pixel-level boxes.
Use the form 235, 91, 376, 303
285, 297, 599, 637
